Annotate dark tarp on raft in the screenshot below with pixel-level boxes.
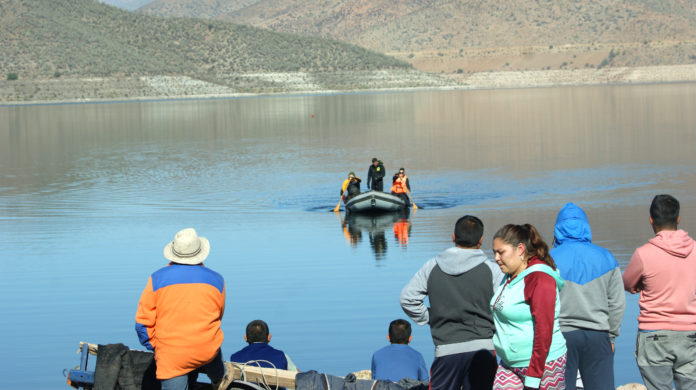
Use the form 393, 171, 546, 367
90, 345, 429, 390
294, 371, 427, 390
93, 343, 160, 390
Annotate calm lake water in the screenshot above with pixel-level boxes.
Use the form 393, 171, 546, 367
2, 84, 696, 389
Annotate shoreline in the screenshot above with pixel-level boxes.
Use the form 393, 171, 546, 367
1, 64, 695, 107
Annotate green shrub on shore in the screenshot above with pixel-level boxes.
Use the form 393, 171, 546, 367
7, 73, 18, 80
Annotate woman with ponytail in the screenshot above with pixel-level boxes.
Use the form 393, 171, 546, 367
490, 224, 567, 390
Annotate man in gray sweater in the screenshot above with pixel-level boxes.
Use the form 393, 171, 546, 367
400, 215, 504, 390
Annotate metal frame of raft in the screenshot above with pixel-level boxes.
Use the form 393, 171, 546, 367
65, 342, 298, 390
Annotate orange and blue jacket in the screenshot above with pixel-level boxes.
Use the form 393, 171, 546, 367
135, 263, 225, 379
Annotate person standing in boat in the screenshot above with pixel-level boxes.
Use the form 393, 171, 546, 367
135, 228, 228, 390
391, 170, 411, 207
401, 215, 503, 390
367, 158, 385, 192
491, 224, 567, 390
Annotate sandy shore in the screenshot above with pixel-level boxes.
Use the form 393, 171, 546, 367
1, 64, 695, 105
446, 64, 696, 89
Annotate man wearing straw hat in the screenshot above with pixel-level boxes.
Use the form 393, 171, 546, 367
135, 228, 227, 390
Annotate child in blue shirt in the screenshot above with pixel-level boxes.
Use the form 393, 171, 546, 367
371, 319, 429, 382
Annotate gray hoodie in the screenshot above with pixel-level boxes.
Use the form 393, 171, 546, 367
550, 203, 626, 339
400, 247, 504, 357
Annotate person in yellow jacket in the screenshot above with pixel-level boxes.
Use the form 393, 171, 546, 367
135, 228, 226, 390
334, 172, 362, 211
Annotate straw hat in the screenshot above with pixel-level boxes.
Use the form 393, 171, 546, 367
163, 228, 210, 265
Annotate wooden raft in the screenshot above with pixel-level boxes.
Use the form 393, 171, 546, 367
78, 342, 298, 389
224, 362, 297, 389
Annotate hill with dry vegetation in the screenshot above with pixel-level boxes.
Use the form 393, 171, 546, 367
0, 0, 411, 80
2, 0, 696, 102
141, 0, 696, 73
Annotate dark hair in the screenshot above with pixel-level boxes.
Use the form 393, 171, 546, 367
399, 168, 405, 172
650, 194, 680, 229
493, 224, 556, 269
454, 215, 484, 248
388, 319, 411, 344
246, 319, 270, 343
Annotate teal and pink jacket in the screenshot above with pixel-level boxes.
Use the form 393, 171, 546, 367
135, 263, 225, 379
491, 258, 566, 389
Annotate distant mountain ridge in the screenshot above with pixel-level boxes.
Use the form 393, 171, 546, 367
0, 0, 410, 79
140, 0, 696, 72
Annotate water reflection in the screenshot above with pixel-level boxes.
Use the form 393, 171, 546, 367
393, 215, 412, 246
336, 209, 412, 260
3, 85, 696, 389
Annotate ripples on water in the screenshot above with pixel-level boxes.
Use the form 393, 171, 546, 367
2, 85, 696, 389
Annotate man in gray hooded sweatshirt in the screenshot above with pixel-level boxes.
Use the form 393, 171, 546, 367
400, 215, 504, 390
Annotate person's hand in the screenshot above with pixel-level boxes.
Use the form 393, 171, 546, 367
611, 341, 615, 353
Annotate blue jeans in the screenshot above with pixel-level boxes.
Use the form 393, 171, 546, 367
161, 349, 225, 390
563, 329, 614, 390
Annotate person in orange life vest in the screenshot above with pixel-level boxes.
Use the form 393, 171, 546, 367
340, 172, 362, 204
135, 228, 226, 390
391, 170, 411, 206
392, 168, 411, 192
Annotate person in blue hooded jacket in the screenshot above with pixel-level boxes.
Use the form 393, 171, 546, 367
550, 203, 626, 390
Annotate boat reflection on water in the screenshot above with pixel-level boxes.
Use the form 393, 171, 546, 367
336, 209, 412, 260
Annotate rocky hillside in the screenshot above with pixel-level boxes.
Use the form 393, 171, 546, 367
140, 0, 696, 72
0, 0, 410, 80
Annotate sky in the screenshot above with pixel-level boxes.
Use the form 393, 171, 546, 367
99, 0, 153, 10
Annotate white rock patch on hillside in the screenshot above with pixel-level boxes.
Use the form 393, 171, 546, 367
140, 75, 236, 96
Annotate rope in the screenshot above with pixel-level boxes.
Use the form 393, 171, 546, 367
230, 360, 280, 390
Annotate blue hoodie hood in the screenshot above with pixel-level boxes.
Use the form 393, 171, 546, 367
554, 203, 592, 245
551, 203, 618, 285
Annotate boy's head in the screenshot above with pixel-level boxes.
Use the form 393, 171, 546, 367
388, 319, 412, 345
245, 319, 270, 344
